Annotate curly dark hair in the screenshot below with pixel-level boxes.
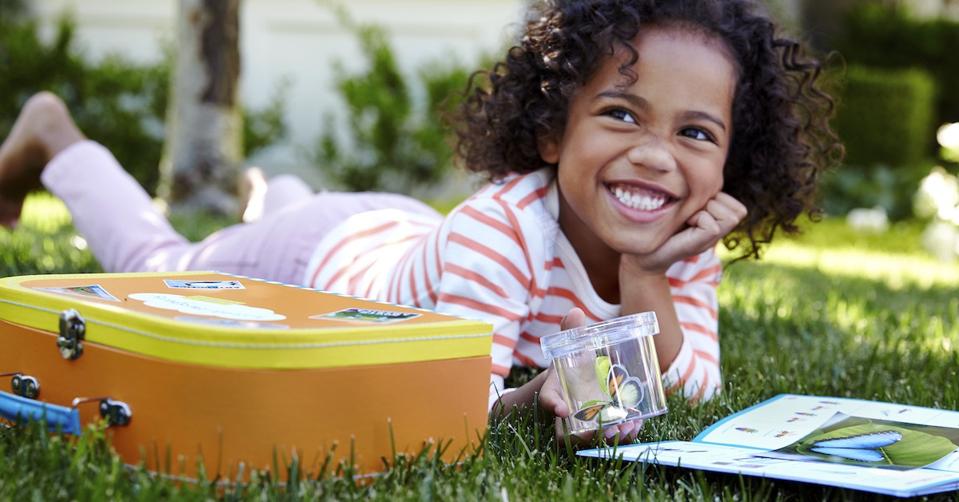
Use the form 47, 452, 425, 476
455, 0, 844, 259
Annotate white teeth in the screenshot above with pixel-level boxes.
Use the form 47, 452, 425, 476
612, 186, 667, 211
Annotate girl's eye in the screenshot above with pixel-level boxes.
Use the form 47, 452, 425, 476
605, 108, 637, 124
679, 127, 715, 143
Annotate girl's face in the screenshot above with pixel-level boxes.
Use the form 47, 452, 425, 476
542, 25, 736, 259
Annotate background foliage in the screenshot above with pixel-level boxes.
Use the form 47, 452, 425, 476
833, 65, 936, 168
836, 4, 959, 126
0, 6, 286, 196
818, 3, 959, 221
313, 21, 470, 193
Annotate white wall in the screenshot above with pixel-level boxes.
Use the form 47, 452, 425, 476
31, 0, 525, 185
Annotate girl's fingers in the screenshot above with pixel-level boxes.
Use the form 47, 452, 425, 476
603, 424, 620, 439
686, 210, 721, 236
628, 419, 644, 442
712, 192, 749, 220
705, 196, 747, 230
539, 368, 570, 417
618, 418, 644, 443
560, 307, 586, 331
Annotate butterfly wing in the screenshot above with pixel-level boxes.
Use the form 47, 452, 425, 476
606, 364, 629, 398
810, 446, 886, 463
612, 377, 645, 409
813, 430, 902, 449
574, 404, 606, 422
594, 356, 611, 395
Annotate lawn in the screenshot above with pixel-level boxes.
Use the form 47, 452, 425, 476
1, 194, 958, 500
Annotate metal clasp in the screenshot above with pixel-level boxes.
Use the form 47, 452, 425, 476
57, 309, 86, 360
72, 396, 133, 428
1, 372, 40, 399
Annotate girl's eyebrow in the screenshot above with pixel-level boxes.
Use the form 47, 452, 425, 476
596, 90, 727, 132
596, 90, 650, 112
681, 110, 727, 133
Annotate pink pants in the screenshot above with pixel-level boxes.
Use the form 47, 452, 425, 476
41, 141, 441, 285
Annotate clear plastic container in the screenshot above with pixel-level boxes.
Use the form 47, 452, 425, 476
540, 312, 667, 434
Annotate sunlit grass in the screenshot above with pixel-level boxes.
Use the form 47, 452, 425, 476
752, 241, 959, 288
719, 217, 959, 289
18, 192, 73, 232
2, 192, 959, 499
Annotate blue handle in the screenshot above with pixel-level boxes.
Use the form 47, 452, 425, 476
0, 390, 81, 435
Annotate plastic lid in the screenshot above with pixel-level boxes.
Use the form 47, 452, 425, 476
539, 311, 659, 361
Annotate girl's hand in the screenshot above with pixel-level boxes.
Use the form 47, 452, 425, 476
624, 192, 747, 275
539, 308, 644, 446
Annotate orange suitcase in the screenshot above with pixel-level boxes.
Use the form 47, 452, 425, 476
0, 271, 492, 478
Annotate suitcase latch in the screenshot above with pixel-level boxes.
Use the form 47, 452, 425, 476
1, 372, 40, 399
12, 374, 40, 399
57, 309, 86, 360
72, 396, 134, 429
99, 399, 132, 427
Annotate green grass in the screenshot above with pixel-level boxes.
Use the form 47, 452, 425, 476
2, 194, 959, 500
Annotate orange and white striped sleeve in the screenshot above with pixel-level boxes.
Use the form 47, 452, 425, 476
662, 248, 723, 402
430, 199, 536, 406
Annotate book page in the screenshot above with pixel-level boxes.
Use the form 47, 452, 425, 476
695, 395, 959, 454
578, 441, 959, 497
757, 412, 959, 472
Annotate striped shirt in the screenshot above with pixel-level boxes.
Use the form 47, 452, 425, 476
304, 169, 722, 404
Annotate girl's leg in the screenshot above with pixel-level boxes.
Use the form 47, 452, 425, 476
41, 141, 197, 273
1, 93, 442, 285
249, 191, 442, 285
263, 175, 313, 216
0, 93, 85, 227
0, 93, 268, 276
239, 167, 314, 223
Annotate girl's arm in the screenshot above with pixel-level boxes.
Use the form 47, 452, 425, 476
618, 192, 745, 400
489, 369, 552, 415
618, 267, 684, 374
622, 251, 722, 400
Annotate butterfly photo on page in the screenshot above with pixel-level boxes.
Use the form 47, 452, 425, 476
572, 356, 646, 425
771, 415, 959, 470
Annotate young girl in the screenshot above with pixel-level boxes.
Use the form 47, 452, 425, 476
0, 0, 838, 441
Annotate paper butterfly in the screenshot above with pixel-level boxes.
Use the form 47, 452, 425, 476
573, 359, 645, 423
808, 430, 903, 463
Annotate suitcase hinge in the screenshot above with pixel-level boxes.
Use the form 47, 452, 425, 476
57, 309, 86, 360
99, 399, 132, 427
1, 372, 40, 399
72, 396, 133, 428
12, 374, 40, 399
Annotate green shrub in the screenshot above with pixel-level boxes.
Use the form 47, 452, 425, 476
817, 164, 931, 221
313, 23, 469, 193
0, 12, 285, 196
833, 65, 936, 168
837, 5, 959, 125
0, 16, 169, 194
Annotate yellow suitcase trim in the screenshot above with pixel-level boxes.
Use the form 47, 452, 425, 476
0, 272, 493, 369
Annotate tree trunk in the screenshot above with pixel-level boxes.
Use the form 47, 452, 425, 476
159, 0, 242, 216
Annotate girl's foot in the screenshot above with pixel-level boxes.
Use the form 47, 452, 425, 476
0, 92, 85, 227
238, 166, 268, 223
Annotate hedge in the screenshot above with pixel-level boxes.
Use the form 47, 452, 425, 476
837, 5, 959, 125
833, 65, 937, 168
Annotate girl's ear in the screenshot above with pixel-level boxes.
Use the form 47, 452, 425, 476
538, 135, 560, 164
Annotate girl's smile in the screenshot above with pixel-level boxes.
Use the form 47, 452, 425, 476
606, 179, 677, 222
539, 24, 737, 296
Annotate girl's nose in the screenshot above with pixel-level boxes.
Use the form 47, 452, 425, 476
625, 137, 676, 173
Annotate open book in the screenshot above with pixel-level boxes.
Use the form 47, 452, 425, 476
578, 394, 959, 497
